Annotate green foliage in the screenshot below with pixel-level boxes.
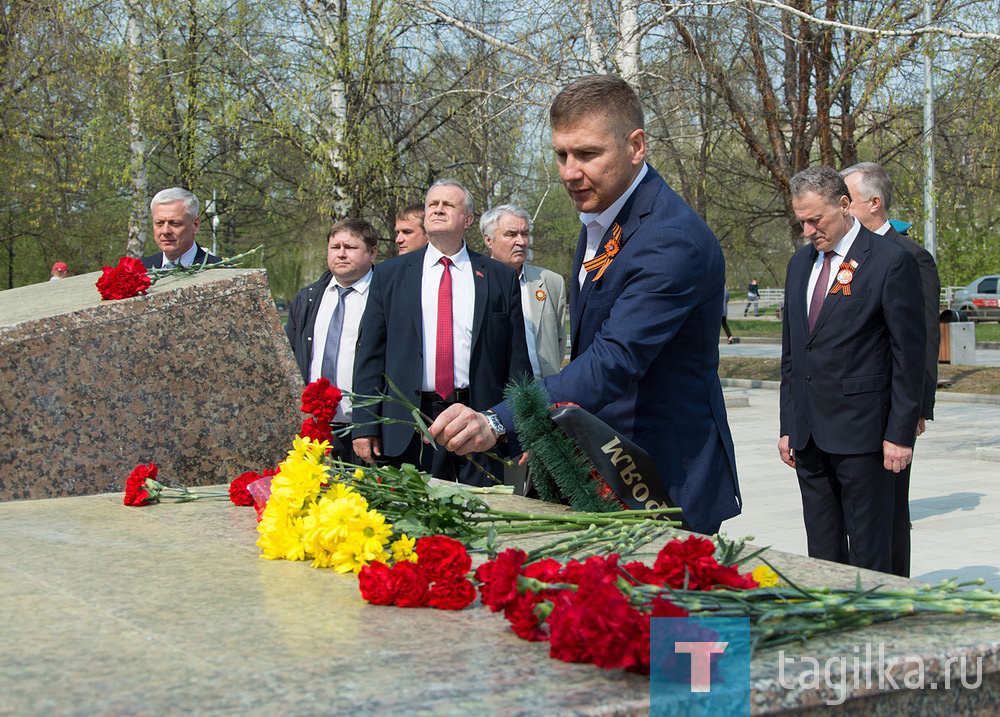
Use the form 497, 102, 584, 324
505, 375, 618, 513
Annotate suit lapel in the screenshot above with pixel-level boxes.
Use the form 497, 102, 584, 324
810, 228, 871, 337
407, 248, 426, 340
570, 170, 656, 344
470, 251, 489, 348
524, 265, 543, 326
569, 224, 587, 343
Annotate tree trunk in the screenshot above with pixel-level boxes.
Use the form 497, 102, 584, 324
125, 2, 147, 259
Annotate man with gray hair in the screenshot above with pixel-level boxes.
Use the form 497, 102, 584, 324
352, 179, 531, 487
481, 203, 568, 495
141, 187, 221, 270
481, 204, 568, 380
841, 161, 941, 577
778, 165, 925, 573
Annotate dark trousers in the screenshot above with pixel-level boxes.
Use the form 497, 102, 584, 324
391, 391, 504, 487
795, 438, 894, 573
890, 465, 911, 577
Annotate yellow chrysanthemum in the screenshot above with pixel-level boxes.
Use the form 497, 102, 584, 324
347, 509, 393, 558
391, 534, 418, 564
752, 565, 780, 588
353, 468, 365, 479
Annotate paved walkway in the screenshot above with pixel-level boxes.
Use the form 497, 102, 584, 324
719, 339, 1000, 367
720, 385, 1000, 590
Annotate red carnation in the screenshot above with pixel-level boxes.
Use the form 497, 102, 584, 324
229, 472, 259, 506
429, 576, 477, 610
622, 560, 660, 586
96, 257, 151, 301
653, 536, 720, 590
123, 463, 159, 506
300, 378, 343, 422
415, 535, 472, 582
390, 561, 430, 607
359, 561, 397, 605
298, 417, 333, 445
474, 549, 527, 612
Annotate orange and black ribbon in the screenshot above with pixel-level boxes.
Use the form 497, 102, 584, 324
582, 222, 622, 282
828, 261, 857, 296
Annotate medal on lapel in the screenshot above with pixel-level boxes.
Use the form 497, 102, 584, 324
582, 222, 622, 282
535, 289, 547, 301
829, 259, 858, 296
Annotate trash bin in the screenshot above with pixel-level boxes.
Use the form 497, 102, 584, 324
939, 310, 975, 365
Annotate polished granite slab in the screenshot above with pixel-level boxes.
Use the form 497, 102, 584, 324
1, 488, 998, 715
0, 269, 302, 501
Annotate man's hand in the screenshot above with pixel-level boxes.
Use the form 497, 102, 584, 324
883, 440, 913, 473
353, 436, 381, 465
778, 435, 796, 468
915, 417, 927, 437
428, 403, 498, 455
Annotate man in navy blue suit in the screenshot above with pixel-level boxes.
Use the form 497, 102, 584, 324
351, 179, 531, 486
141, 188, 221, 270
428, 75, 741, 534
778, 166, 925, 573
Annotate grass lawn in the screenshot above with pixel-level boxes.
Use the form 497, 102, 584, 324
719, 357, 1000, 395
722, 319, 1000, 342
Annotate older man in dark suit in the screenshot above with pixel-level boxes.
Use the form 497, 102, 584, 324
427, 75, 741, 534
141, 188, 222, 270
779, 166, 925, 573
841, 162, 941, 577
351, 179, 531, 486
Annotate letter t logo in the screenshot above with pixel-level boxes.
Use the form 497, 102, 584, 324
674, 641, 729, 692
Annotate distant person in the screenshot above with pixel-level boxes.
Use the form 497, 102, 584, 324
842, 161, 941, 577
285, 218, 379, 463
49, 262, 68, 281
141, 188, 221, 270
721, 287, 734, 344
481, 204, 568, 379
394, 203, 429, 255
743, 278, 760, 316
778, 165, 924, 573
481, 203, 568, 495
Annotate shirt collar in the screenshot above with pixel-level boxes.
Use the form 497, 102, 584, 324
874, 220, 891, 236
330, 267, 373, 296
579, 162, 649, 231
424, 241, 471, 271
166, 242, 199, 267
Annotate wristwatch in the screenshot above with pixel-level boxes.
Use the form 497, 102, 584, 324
482, 410, 506, 440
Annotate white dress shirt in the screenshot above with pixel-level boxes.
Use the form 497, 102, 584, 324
577, 163, 649, 287
806, 218, 860, 316
421, 243, 475, 392
874, 220, 891, 236
309, 268, 373, 422
159, 242, 202, 268
519, 270, 542, 379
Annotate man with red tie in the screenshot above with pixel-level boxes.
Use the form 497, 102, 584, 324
778, 166, 925, 572
352, 179, 531, 485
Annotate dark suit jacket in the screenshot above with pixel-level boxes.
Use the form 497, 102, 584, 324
779, 226, 926, 454
493, 166, 741, 533
141, 244, 221, 270
885, 227, 940, 420
352, 246, 532, 457
285, 271, 334, 383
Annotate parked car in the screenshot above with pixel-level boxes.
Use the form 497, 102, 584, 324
951, 275, 1000, 321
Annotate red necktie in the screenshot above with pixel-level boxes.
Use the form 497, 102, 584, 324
808, 251, 834, 333
435, 257, 454, 400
